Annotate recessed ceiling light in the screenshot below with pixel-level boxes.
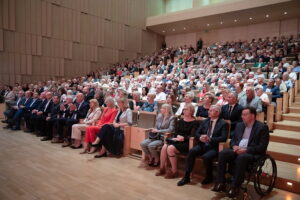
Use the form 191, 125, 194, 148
284, 11, 287, 15
183, 27, 186, 30
220, 21, 223, 24
207, 24, 210, 26
266, 14, 269, 18
172, 29, 175, 31
162, 30, 165, 33
249, 17, 253, 20
234, 19, 237, 22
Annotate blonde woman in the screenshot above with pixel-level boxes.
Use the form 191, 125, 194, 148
140, 104, 175, 167
81, 97, 117, 154
92, 97, 132, 157
156, 103, 198, 178
70, 99, 102, 149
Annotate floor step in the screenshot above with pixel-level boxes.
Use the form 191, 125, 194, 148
275, 161, 300, 194
267, 141, 300, 164
271, 129, 300, 145
295, 96, 300, 101
274, 120, 300, 131
291, 102, 300, 107
282, 113, 300, 122
289, 107, 300, 113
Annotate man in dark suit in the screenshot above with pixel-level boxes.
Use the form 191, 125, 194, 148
41, 95, 61, 141
177, 105, 228, 186
23, 92, 42, 132
9, 91, 33, 130
220, 92, 243, 137
31, 92, 53, 136
83, 86, 95, 102
59, 93, 89, 147
212, 106, 269, 198
263, 79, 281, 103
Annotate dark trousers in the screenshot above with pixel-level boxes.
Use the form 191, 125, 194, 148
28, 113, 38, 132
34, 114, 47, 134
45, 118, 56, 139
24, 111, 33, 130
10, 109, 24, 128
56, 118, 78, 139
184, 143, 218, 178
217, 148, 255, 187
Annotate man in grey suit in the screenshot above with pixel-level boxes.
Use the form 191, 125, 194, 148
239, 87, 262, 112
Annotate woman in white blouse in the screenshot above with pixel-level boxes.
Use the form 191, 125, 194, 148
70, 99, 102, 148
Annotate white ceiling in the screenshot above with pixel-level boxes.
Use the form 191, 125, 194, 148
146, 0, 300, 35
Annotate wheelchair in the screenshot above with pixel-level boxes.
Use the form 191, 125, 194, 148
242, 154, 277, 198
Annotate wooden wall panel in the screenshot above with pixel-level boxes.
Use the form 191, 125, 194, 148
25, 0, 31, 33
46, 1, 52, 37
8, 53, 15, 75
0, 0, 159, 84
15, 0, 25, 32
0, 29, 3, 51
20, 54, 27, 75
26, 55, 32, 75
14, 53, 21, 74
0, 0, 3, 29
72, 10, 80, 42
8, 0, 16, 31
2, 0, 9, 30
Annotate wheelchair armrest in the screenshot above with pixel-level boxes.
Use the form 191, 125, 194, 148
189, 137, 196, 150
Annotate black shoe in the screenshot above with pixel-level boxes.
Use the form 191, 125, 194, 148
70, 144, 83, 149
212, 183, 227, 192
41, 137, 51, 141
228, 186, 240, 198
201, 176, 213, 185
3, 125, 12, 129
94, 153, 107, 158
177, 177, 190, 186
1, 120, 8, 123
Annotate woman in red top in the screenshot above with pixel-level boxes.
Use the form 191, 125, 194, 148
81, 97, 117, 154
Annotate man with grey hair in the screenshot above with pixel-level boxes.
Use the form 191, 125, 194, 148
177, 105, 228, 186
239, 87, 262, 112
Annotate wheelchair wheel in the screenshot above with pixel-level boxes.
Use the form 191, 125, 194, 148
253, 155, 277, 196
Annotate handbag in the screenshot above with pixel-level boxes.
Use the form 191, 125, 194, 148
148, 132, 160, 140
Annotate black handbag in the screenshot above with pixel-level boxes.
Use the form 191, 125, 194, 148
148, 132, 160, 140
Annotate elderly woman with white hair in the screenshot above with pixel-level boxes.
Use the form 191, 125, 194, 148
140, 104, 175, 167
70, 99, 102, 148
175, 91, 197, 116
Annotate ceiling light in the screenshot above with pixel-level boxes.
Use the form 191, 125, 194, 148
162, 30, 165, 33
287, 182, 293, 186
183, 27, 186, 30
207, 24, 210, 26
266, 14, 269, 18
284, 11, 287, 15
220, 21, 223, 24
172, 29, 175, 31
249, 17, 253, 20
234, 19, 237, 22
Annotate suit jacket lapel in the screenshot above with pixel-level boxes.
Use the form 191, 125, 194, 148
248, 121, 257, 145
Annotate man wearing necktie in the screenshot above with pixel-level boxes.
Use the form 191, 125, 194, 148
177, 105, 228, 186
59, 93, 89, 147
220, 92, 243, 138
9, 91, 33, 130
33, 92, 53, 136
23, 92, 42, 132
212, 107, 269, 198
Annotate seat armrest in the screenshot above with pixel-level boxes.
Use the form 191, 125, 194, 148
189, 137, 196, 150
218, 141, 230, 152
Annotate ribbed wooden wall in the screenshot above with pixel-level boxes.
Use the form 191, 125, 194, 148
0, 0, 163, 85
